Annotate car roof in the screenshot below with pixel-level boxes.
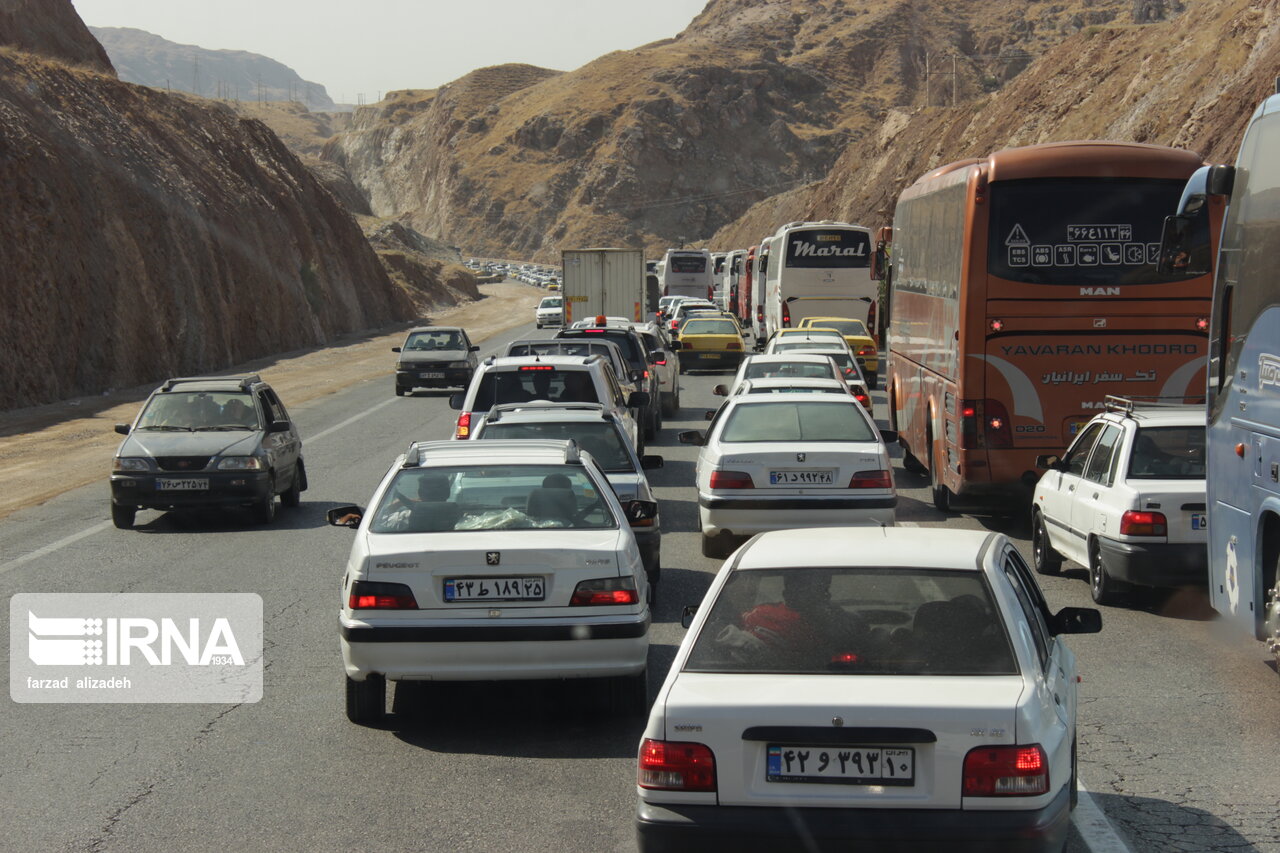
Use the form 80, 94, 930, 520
1096, 398, 1205, 426
160, 374, 263, 393
725, 391, 861, 406
743, 353, 837, 364
739, 377, 847, 390
481, 355, 597, 370
484, 402, 616, 424
407, 325, 464, 334
402, 438, 584, 467
734, 527, 996, 571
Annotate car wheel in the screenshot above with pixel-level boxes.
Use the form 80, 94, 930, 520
661, 392, 676, 417
111, 503, 135, 530
701, 532, 734, 559
608, 669, 648, 717
1032, 510, 1063, 574
1088, 539, 1125, 606
395, 385, 406, 397
281, 462, 304, 508
901, 444, 926, 475
345, 674, 385, 725
254, 483, 277, 525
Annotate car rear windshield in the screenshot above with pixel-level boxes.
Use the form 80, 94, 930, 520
747, 385, 843, 395
369, 464, 616, 533
539, 298, 562, 308
683, 567, 1017, 676
137, 392, 259, 431
560, 330, 644, 367
470, 369, 601, 411
479, 421, 633, 472
682, 319, 738, 335
720, 401, 875, 442
745, 361, 836, 381
1127, 425, 1206, 479
804, 321, 866, 337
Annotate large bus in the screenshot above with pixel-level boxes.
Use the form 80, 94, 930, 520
711, 252, 729, 309
661, 248, 713, 300
1164, 86, 1280, 654
724, 249, 746, 320
762, 221, 875, 339
888, 141, 1217, 513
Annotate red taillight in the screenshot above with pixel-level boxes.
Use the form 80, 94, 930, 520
727, 341, 741, 350
570, 577, 639, 606
756, 308, 764, 323
854, 392, 871, 408
782, 303, 791, 327
848, 469, 891, 489
643, 369, 650, 379
670, 319, 679, 331
653, 357, 667, 366
857, 346, 875, 357
960, 399, 1012, 449
348, 581, 418, 610
638, 738, 717, 792
519, 365, 555, 371
455, 411, 472, 439
709, 470, 754, 489
1120, 510, 1167, 536
962, 745, 1049, 797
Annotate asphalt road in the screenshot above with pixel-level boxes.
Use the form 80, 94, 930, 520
1, 321, 1278, 852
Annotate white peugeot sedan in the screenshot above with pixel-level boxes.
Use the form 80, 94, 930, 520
330, 439, 653, 725
679, 393, 896, 558
635, 527, 1102, 853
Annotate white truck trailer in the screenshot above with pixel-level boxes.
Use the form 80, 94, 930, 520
560, 248, 651, 326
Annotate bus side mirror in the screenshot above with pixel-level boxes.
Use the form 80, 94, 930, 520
1206, 164, 1235, 198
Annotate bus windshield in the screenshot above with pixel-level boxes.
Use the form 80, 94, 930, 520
784, 229, 871, 269
987, 178, 1208, 286
670, 256, 707, 273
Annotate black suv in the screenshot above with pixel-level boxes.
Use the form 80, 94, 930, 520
555, 325, 662, 439
109, 375, 306, 528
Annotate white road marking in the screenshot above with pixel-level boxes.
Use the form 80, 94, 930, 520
307, 397, 399, 443
1074, 781, 1134, 853
0, 521, 111, 577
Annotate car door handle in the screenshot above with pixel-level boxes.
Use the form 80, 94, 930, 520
1092, 492, 1099, 499
1067, 485, 1074, 492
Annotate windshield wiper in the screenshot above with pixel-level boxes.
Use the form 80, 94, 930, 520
139, 425, 193, 432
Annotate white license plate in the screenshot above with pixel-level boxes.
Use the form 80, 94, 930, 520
1191, 513, 1208, 530
698, 353, 721, 359
420, 371, 445, 379
444, 576, 545, 602
157, 478, 208, 491
767, 744, 914, 786
769, 469, 835, 485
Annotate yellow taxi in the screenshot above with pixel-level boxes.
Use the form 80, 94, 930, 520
795, 316, 879, 386
677, 316, 745, 373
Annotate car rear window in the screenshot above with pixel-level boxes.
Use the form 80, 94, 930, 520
370, 464, 616, 532
746, 386, 843, 395
1127, 426, 1206, 479
683, 567, 1017, 676
479, 421, 633, 472
682, 319, 738, 335
720, 401, 875, 442
805, 321, 866, 336
470, 369, 601, 411
560, 330, 644, 366
404, 330, 463, 350
745, 361, 837, 381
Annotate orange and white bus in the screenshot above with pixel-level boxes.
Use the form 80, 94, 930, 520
887, 141, 1218, 512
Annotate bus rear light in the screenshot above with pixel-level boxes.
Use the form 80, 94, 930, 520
638, 738, 717, 792
962, 745, 1048, 796
849, 469, 891, 489
961, 400, 1012, 449
709, 470, 753, 489
1195, 317, 1209, 331
989, 319, 1004, 332
1120, 510, 1167, 536
455, 411, 472, 439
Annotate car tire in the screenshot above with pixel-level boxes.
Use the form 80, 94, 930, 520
111, 503, 135, 530
701, 532, 734, 559
1032, 510, 1063, 575
1088, 539, 1125, 606
901, 444, 926, 475
281, 462, 304, 508
661, 392, 676, 417
345, 673, 385, 725
254, 483, 277, 525
395, 385, 407, 397
608, 669, 648, 718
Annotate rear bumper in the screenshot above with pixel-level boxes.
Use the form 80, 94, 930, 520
699, 495, 896, 536
395, 367, 473, 389
1097, 537, 1208, 588
684, 351, 743, 369
636, 785, 1071, 853
110, 472, 272, 510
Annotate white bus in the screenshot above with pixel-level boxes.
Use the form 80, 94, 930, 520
749, 234, 776, 343
762, 221, 875, 339
660, 249, 713, 300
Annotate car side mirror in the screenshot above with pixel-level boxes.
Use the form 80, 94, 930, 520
879, 429, 898, 443
269, 421, 291, 434
712, 384, 728, 397
680, 605, 698, 630
1035, 454, 1062, 471
326, 505, 363, 528
627, 391, 651, 409
704, 409, 716, 421
114, 423, 131, 435
448, 393, 465, 410
622, 499, 658, 524
640, 455, 664, 470
469, 345, 480, 352
678, 430, 705, 446
1050, 606, 1102, 635
391, 346, 402, 353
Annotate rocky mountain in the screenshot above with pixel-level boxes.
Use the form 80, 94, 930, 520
91, 26, 337, 109
0, 0, 113, 73
711, 0, 1275, 249
0, 2, 414, 410
322, 0, 1152, 260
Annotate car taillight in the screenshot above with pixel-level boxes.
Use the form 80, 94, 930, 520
756, 308, 764, 323
570, 577, 639, 606
727, 342, 741, 350
857, 346, 876, 357
709, 470, 753, 489
455, 411, 472, 439
638, 738, 717, 792
848, 469, 891, 489
670, 319, 679, 331
854, 392, 871, 408
653, 357, 667, 366
963, 745, 1049, 796
782, 303, 791, 327
1120, 510, 1167, 536
960, 399, 1013, 449
349, 581, 418, 610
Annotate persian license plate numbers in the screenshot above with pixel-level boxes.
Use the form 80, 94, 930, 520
769, 469, 835, 485
444, 576, 544, 602
156, 478, 208, 491
766, 745, 914, 786
1191, 513, 1208, 530
421, 371, 445, 379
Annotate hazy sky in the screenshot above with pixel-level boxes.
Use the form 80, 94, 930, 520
70, 0, 710, 102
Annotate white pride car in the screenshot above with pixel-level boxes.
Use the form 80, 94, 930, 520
635, 527, 1102, 853
329, 439, 654, 725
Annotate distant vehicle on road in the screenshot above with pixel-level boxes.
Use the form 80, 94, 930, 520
762, 221, 875, 339
661, 249, 713, 300
392, 326, 479, 396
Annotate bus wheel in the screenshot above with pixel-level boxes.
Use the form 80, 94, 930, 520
927, 441, 951, 512
1265, 565, 1280, 660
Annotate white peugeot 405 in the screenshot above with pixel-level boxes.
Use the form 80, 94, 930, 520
329, 439, 654, 725
635, 527, 1102, 853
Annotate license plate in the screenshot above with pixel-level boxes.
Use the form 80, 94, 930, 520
1192, 513, 1208, 530
157, 478, 208, 491
698, 353, 719, 359
767, 744, 914, 786
421, 371, 445, 379
769, 469, 835, 485
444, 576, 545, 602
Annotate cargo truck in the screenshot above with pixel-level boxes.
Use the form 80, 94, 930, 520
560, 248, 652, 326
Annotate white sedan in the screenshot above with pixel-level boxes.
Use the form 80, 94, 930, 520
330, 439, 654, 724
679, 393, 896, 558
635, 526, 1102, 853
